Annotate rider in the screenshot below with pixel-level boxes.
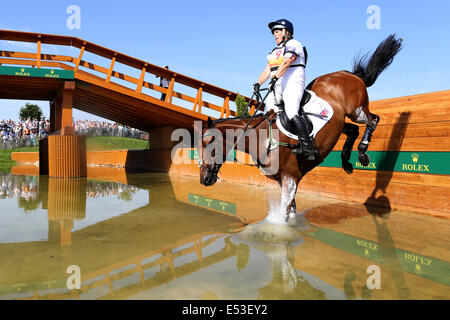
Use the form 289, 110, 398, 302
253, 19, 316, 161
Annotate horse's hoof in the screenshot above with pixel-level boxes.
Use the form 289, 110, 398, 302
343, 162, 353, 174
359, 153, 370, 167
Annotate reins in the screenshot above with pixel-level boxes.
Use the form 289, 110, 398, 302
200, 87, 299, 174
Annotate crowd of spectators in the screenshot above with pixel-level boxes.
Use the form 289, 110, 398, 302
73, 120, 148, 140
0, 174, 139, 202
0, 174, 38, 201
0, 118, 148, 150
0, 118, 48, 150
86, 181, 139, 200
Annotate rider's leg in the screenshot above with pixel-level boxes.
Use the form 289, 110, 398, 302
264, 91, 276, 113
266, 83, 284, 114
282, 69, 316, 160
290, 115, 316, 160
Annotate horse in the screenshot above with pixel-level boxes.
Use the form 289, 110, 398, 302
198, 34, 403, 223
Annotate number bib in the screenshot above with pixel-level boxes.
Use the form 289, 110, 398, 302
267, 47, 285, 70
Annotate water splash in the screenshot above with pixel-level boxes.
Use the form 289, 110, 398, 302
238, 199, 312, 244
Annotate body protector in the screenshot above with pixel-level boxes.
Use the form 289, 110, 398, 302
265, 39, 307, 120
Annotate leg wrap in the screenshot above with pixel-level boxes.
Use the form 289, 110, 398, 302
359, 115, 380, 151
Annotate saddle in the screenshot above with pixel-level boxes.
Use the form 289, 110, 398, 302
278, 91, 314, 137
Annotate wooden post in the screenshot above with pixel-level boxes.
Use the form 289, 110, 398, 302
220, 94, 230, 118
136, 64, 147, 93
194, 239, 203, 262
49, 99, 56, 133
165, 76, 176, 104
36, 35, 42, 68
106, 53, 117, 83
164, 249, 176, 275
54, 94, 62, 132
61, 81, 75, 135
193, 85, 204, 113
137, 263, 145, 284
74, 42, 86, 73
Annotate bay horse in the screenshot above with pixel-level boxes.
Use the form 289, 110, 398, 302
198, 34, 403, 223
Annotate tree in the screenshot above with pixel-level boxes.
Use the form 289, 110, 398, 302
19, 103, 43, 121
235, 94, 250, 117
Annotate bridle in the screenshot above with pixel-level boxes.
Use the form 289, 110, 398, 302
198, 87, 270, 181
198, 158, 221, 177
198, 132, 222, 181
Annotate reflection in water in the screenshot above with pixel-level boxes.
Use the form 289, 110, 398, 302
370, 214, 411, 299
0, 174, 146, 245
256, 244, 327, 300
0, 172, 448, 300
0, 175, 38, 201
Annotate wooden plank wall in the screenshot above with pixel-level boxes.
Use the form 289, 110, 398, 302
301, 90, 450, 218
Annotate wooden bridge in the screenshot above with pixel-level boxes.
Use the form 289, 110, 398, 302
0, 30, 257, 130
0, 30, 257, 177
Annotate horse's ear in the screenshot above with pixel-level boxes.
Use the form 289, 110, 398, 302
207, 117, 213, 128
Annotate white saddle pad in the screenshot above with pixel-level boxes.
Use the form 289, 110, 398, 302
276, 89, 334, 140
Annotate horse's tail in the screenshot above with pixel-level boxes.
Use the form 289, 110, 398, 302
352, 34, 403, 88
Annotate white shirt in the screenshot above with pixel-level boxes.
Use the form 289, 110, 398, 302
267, 39, 306, 76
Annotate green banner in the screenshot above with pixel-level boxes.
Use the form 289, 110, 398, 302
190, 149, 448, 175
188, 193, 237, 215
320, 151, 449, 175
189, 150, 237, 162
0, 278, 66, 296
0, 66, 74, 79
306, 227, 450, 286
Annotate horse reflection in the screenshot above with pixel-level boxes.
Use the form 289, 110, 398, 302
234, 235, 326, 299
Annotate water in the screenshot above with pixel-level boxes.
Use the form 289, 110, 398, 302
0, 168, 448, 300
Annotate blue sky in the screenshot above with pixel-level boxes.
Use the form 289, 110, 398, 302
1, 0, 449, 121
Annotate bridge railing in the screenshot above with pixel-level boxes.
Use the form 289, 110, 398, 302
14, 233, 236, 300
0, 30, 260, 119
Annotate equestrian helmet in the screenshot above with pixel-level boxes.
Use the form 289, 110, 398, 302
268, 19, 294, 36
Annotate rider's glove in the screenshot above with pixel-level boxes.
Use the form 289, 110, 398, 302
253, 82, 261, 94
268, 76, 278, 92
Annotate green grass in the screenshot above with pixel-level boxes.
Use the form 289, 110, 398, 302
86, 136, 148, 151
0, 146, 39, 172
0, 137, 148, 172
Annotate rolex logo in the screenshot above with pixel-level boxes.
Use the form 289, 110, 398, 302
414, 264, 423, 275
411, 153, 419, 163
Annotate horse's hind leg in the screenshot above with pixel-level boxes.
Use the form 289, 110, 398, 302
349, 106, 380, 167
341, 123, 360, 174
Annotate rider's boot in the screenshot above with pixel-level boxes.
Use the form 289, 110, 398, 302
290, 115, 316, 161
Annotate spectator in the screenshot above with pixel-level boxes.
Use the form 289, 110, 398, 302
0, 118, 148, 150
157, 65, 170, 101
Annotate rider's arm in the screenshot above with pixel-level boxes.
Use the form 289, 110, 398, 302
257, 63, 271, 85
274, 55, 296, 79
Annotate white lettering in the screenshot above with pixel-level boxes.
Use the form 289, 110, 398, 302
366, 5, 381, 30
66, 5, 81, 30
366, 265, 381, 289
66, 265, 81, 289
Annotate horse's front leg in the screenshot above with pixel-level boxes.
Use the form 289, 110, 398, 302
280, 175, 299, 221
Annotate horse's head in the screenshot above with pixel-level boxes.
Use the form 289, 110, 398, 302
198, 117, 224, 186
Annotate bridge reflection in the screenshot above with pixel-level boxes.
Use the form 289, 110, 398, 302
0, 168, 240, 300
17, 233, 236, 300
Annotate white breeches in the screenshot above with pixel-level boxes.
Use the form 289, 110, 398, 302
265, 67, 306, 120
